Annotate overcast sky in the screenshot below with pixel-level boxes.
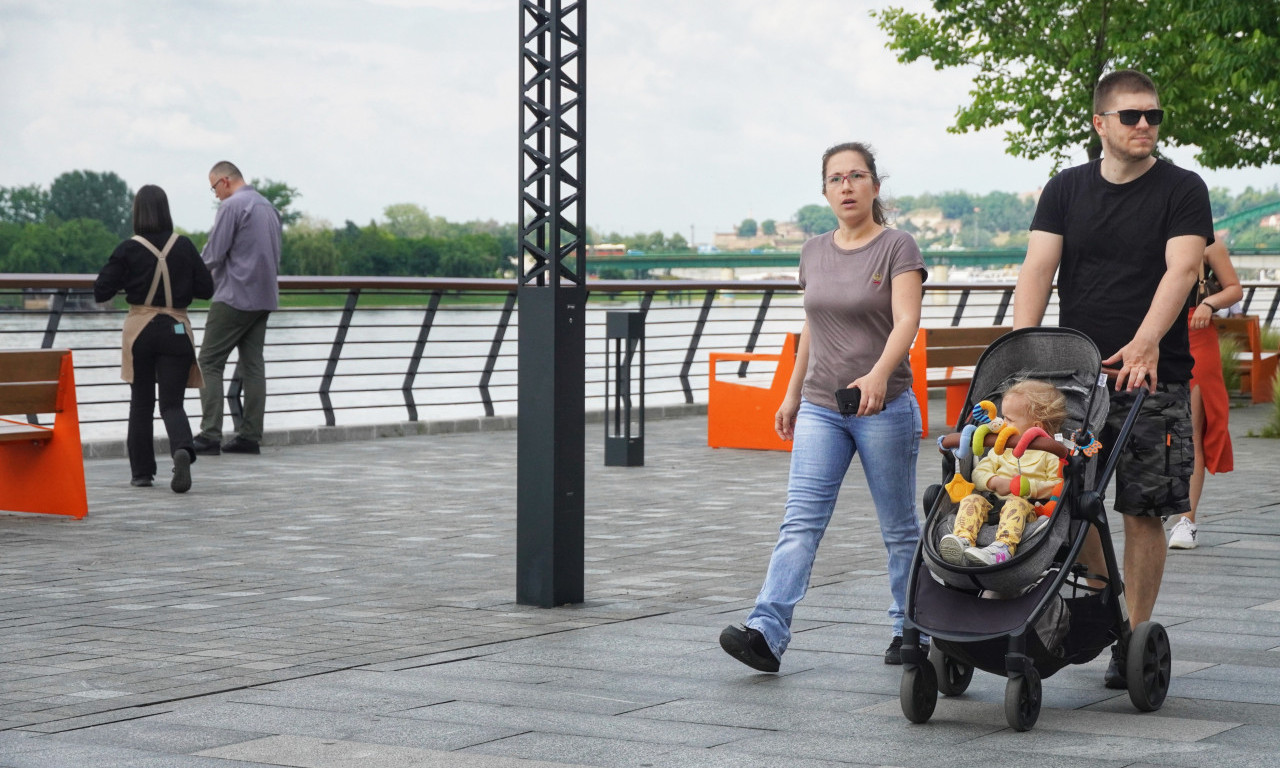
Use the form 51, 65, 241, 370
2, 0, 1276, 244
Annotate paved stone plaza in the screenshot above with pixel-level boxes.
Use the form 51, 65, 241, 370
2, 396, 1279, 767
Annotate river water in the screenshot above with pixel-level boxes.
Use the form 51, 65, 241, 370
5, 287, 1045, 442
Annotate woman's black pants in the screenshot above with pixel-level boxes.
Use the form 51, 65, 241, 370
128, 316, 196, 480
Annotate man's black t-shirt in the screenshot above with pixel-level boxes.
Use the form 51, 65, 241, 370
1030, 158, 1214, 384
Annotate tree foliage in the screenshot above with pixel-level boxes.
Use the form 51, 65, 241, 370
0, 184, 50, 225
795, 204, 837, 236
737, 218, 758, 237
250, 178, 302, 227
48, 170, 133, 237
873, 1, 1280, 169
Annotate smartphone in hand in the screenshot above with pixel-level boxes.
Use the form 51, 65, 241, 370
835, 387, 861, 415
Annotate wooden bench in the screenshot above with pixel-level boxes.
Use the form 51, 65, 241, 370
1213, 315, 1278, 404
0, 349, 88, 518
909, 325, 1011, 437
707, 332, 798, 451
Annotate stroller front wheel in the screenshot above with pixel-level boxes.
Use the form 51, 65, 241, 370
900, 663, 938, 724
1004, 667, 1041, 731
930, 644, 973, 696
1126, 621, 1172, 711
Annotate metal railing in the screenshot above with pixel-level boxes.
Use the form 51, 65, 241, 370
4, 274, 1279, 441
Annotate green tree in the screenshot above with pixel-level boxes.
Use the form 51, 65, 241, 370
737, 218, 758, 237
795, 204, 837, 236
874, 1, 1280, 169
283, 227, 342, 276
383, 203, 437, 239
937, 191, 973, 220
3, 219, 118, 274
250, 178, 302, 227
0, 184, 50, 224
48, 170, 133, 237
667, 232, 689, 251
761, 219, 777, 236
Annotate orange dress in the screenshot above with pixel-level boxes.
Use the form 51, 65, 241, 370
1187, 308, 1233, 473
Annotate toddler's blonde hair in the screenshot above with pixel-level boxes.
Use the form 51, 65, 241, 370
1005, 379, 1068, 434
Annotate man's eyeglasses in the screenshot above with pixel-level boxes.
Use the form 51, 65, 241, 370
1100, 109, 1164, 126
210, 177, 227, 193
825, 171, 873, 187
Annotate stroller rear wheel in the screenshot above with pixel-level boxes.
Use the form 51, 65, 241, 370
899, 662, 938, 723
1126, 621, 1171, 711
930, 644, 973, 696
1004, 667, 1041, 731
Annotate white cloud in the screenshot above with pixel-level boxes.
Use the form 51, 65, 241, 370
0, 0, 1274, 245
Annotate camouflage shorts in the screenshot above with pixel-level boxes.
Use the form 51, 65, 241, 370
1099, 383, 1192, 518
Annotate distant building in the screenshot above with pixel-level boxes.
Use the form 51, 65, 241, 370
713, 220, 806, 251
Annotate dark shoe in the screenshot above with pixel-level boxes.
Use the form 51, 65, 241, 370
221, 436, 261, 455
719, 624, 780, 673
1104, 643, 1127, 689
192, 436, 221, 456
171, 449, 192, 494
130, 476, 153, 487
885, 635, 904, 665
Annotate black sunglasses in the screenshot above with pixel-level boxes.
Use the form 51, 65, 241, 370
1100, 109, 1164, 126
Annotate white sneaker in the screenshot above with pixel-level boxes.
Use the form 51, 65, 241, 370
964, 541, 1012, 566
1168, 517, 1198, 549
938, 534, 972, 565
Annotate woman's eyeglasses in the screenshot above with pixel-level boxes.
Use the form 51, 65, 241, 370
1100, 109, 1164, 126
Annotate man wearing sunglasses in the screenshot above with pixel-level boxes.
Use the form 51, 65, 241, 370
1013, 69, 1213, 691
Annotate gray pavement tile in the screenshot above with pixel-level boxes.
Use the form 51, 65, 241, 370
3, 406, 1280, 766
401, 699, 763, 749
198, 734, 580, 767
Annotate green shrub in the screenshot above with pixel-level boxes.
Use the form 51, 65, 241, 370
1259, 374, 1280, 438
1220, 335, 1243, 396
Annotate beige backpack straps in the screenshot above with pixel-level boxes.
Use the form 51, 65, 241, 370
131, 234, 181, 309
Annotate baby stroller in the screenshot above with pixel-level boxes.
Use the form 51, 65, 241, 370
897, 327, 1171, 731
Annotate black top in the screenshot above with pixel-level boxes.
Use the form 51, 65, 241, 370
1030, 158, 1214, 384
94, 232, 214, 308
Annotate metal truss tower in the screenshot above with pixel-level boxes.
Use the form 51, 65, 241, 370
516, 0, 587, 607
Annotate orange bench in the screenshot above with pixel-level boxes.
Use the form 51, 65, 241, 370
1213, 315, 1277, 404
909, 325, 1011, 437
707, 332, 798, 451
0, 349, 87, 518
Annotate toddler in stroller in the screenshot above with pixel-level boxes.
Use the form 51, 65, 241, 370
938, 379, 1068, 567
897, 327, 1172, 731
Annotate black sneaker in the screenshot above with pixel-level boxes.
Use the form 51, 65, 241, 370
1104, 642, 1127, 689
130, 476, 153, 487
171, 449, 192, 494
221, 436, 261, 455
885, 635, 904, 665
719, 624, 780, 673
192, 436, 221, 456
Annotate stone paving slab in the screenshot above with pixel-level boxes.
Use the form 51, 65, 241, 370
1, 394, 1279, 765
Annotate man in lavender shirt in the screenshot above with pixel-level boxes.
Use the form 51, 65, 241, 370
192, 161, 282, 456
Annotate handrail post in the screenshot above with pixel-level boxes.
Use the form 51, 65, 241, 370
738, 289, 773, 378
480, 291, 517, 417
403, 290, 443, 422
680, 289, 716, 403
1267, 287, 1280, 327
951, 288, 971, 326
319, 289, 360, 427
40, 289, 68, 349
994, 288, 1013, 325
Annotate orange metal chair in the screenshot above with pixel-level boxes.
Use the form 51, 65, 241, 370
0, 349, 88, 518
707, 333, 798, 452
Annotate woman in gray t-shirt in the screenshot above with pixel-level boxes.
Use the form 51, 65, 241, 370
721, 142, 927, 672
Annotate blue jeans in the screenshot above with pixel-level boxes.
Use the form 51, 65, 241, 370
746, 393, 922, 659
